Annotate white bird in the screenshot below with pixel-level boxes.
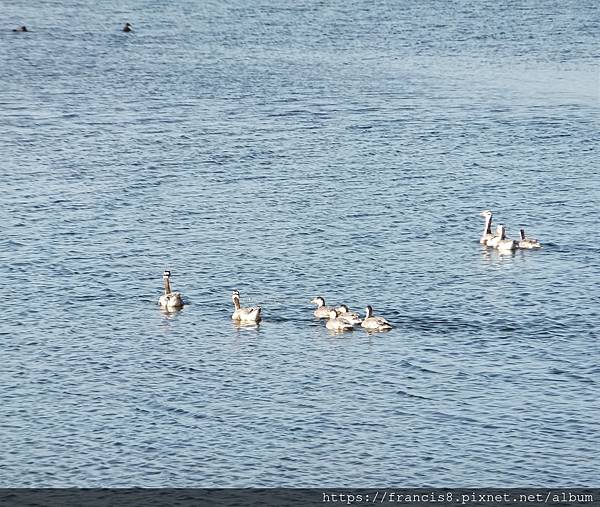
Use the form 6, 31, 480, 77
335, 304, 362, 325
361, 305, 393, 331
158, 270, 184, 310
518, 228, 542, 249
479, 210, 495, 244
486, 224, 503, 248
325, 310, 354, 332
311, 296, 334, 319
488, 224, 518, 251
231, 290, 262, 323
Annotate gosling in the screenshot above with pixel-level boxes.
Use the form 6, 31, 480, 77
518, 228, 541, 249
335, 304, 362, 325
311, 296, 334, 319
361, 305, 393, 331
326, 310, 354, 332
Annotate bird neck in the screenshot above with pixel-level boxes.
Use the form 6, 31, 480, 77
520, 228, 526, 240
484, 215, 492, 235
163, 277, 172, 295
232, 297, 241, 310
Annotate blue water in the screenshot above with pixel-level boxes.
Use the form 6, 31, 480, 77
1, 0, 599, 487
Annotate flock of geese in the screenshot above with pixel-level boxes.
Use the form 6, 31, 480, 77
310, 297, 393, 332
157, 270, 393, 332
157, 211, 542, 331
479, 210, 541, 251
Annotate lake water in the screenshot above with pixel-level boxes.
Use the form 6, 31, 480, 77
1, 0, 599, 487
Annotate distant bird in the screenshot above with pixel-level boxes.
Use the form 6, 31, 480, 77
361, 305, 392, 331
489, 224, 518, 251
479, 210, 495, 245
122, 22, 133, 32
231, 290, 261, 323
518, 228, 541, 249
158, 270, 184, 310
12, 26, 28, 32
335, 304, 362, 325
486, 224, 503, 248
310, 296, 334, 319
325, 310, 354, 332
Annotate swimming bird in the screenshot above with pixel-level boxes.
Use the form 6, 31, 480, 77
335, 304, 362, 325
361, 305, 393, 331
325, 310, 354, 332
231, 290, 261, 323
518, 228, 541, 249
311, 296, 334, 319
489, 224, 518, 251
164, 292, 184, 309
158, 270, 184, 310
486, 224, 503, 248
479, 210, 495, 244
122, 22, 133, 32
12, 26, 28, 32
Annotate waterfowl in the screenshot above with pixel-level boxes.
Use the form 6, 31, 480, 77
122, 22, 133, 32
486, 224, 503, 248
164, 292, 183, 309
311, 296, 334, 319
518, 228, 541, 249
12, 26, 28, 32
158, 270, 184, 310
479, 210, 494, 244
336, 304, 362, 325
490, 224, 518, 251
231, 290, 261, 323
325, 310, 354, 332
361, 305, 392, 331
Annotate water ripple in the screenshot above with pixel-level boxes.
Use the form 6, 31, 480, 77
1, 0, 599, 488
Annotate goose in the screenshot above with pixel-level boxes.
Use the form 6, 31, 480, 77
231, 290, 261, 323
361, 305, 393, 331
12, 26, 28, 32
122, 22, 133, 32
518, 228, 541, 249
335, 304, 362, 325
158, 270, 184, 310
486, 224, 503, 248
325, 310, 354, 332
311, 296, 334, 319
490, 224, 518, 251
163, 292, 183, 309
479, 210, 494, 244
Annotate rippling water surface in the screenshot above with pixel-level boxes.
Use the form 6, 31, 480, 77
1, 0, 599, 487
